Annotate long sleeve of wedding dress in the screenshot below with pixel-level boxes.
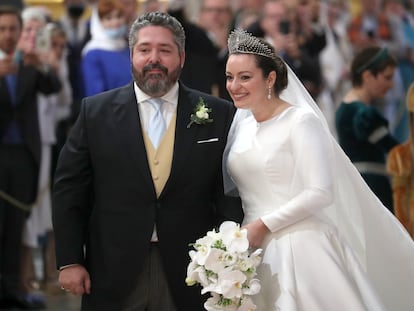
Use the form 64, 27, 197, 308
224, 61, 414, 310
226, 106, 408, 310
260, 111, 335, 232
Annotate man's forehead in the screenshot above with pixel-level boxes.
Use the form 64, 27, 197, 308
0, 14, 21, 27
136, 26, 175, 42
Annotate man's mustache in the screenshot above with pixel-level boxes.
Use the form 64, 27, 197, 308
143, 64, 168, 75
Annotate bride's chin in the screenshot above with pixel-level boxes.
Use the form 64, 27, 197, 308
233, 101, 246, 109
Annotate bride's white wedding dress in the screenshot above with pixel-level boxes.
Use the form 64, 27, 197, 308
227, 106, 391, 310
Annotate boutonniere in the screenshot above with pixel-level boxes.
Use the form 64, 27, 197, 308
187, 97, 214, 128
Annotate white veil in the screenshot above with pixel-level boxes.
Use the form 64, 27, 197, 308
224, 64, 414, 310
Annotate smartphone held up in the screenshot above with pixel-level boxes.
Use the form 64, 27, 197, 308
35, 28, 51, 54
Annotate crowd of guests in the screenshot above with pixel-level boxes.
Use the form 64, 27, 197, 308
1, 0, 414, 309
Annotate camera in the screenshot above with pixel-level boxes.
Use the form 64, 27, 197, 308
35, 28, 51, 53
279, 20, 290, 35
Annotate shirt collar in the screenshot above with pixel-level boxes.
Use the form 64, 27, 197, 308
134, 81, 179, 108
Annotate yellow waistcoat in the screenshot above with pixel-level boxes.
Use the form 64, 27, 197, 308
142, 113, 176, 197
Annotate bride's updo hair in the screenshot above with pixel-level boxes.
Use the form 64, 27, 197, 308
255, 43, 288, 95
227, 29, 288, 95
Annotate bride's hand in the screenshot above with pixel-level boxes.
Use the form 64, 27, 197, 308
243, 219, 270, 249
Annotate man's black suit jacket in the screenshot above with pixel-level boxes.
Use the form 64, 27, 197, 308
52, 82, 243, 310
0, 65, 62, 201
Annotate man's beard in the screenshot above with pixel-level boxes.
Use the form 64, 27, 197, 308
133, 63, 181, 97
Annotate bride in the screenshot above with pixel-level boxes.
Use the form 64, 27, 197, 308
224, 29, 414, 310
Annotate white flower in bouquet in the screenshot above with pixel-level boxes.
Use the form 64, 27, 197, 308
186, 221, 262, 311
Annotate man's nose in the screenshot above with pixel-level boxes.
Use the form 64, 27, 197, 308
149, 50, 160, 63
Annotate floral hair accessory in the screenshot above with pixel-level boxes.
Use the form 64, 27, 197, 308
186, 221, 262, 311
187, 97, 213, 128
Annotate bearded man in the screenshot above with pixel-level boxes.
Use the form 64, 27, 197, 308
52, 11, 242, 311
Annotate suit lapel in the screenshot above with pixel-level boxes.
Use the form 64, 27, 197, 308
160, 84, 198, 197
111, 83, 156, 196
0, 77, 12, 106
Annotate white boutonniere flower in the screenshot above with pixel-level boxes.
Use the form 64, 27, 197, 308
186, 221, 262, 311
187, 97, 214, 128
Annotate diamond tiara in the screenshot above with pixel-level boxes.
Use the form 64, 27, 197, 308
228, 28, 276, 60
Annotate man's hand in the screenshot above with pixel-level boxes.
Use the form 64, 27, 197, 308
59, 264, 91, 296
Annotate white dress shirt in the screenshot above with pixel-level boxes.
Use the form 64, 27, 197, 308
134, 81, 179, 132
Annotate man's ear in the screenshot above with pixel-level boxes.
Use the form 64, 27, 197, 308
180, 50, 185, 68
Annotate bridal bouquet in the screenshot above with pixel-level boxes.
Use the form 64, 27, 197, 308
186, 221, 262, 311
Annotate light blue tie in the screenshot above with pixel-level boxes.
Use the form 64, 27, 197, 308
147, 98, 166, 148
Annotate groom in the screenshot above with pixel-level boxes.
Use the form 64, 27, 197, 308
52, 11, 243, 311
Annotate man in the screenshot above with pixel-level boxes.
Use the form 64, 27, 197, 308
167, 3, 220, 95
0, 5, 61, 309
198, 0, 233, 100
252, 0, 323, 99
53, 11, 243, 311
58, 0, 90, 119
119, 0, 139, 29
56, 0, 90, 181
198, 0, 232, 55
1, 0, 23, 10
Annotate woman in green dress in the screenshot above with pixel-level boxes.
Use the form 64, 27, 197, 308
336, 46, 398, 213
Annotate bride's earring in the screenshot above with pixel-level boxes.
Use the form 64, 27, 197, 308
267, 87, 272, 100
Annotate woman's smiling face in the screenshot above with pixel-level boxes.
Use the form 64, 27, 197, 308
225, 54, 269, 110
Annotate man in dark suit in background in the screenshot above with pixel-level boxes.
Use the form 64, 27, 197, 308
167, 2, 221, 96
52, 11, 243, 311
0, 5, 61, 309
1, 0, 24, 10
